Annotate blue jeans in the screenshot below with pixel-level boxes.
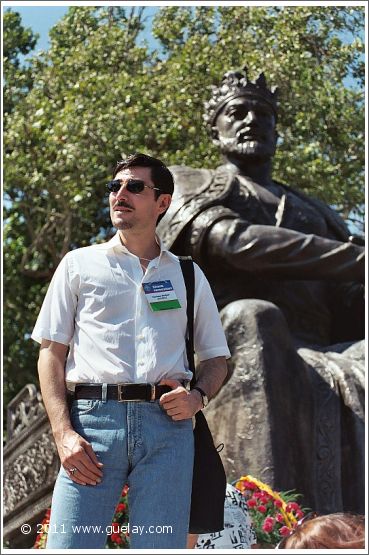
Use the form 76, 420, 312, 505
46, 399, 194, 548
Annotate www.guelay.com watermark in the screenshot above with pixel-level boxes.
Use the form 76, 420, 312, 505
21, 522, 173, 536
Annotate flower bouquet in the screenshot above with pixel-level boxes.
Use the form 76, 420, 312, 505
234, 475, 308, 547
35, 477, 307, 549
33, 487, 130, 549
106, 484, 130, 548
33, 508, 51, 549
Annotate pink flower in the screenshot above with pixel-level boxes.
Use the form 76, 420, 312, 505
257, 505, 267, 513
243, 480, 257, 490
280, 526, 291, 537
116, 503, 126, 512
247, 499, 257, 508
286, 502, 300, 512
274, 499, 283, 508
276, 513, 285, 523
262, 520, 274, 533
122, 485, 129, 496
296, 510, 304, 520
111, 524, 121, 535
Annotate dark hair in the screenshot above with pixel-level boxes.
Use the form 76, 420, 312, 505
282, 513, 365, 549
113, 153, 174, 199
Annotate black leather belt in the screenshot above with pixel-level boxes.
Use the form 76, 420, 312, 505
74, 383, 172, 402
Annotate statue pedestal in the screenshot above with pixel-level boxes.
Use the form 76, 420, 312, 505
3, 384, 60, 548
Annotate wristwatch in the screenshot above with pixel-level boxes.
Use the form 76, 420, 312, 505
192, 386, 209, 408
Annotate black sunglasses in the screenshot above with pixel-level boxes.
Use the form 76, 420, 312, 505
275, 512, 318, 549
106, 178, 161, 194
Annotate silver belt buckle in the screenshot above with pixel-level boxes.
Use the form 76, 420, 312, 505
117, 383, 142, 402
117, 383, 155, 402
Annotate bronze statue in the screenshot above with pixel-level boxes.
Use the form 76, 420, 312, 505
157, 67, 365, 514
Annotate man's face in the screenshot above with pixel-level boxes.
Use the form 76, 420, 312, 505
109, 166, 170, 232
214, 96, 277, 162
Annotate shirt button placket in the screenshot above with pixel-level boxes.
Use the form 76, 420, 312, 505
135, 282, 146, 379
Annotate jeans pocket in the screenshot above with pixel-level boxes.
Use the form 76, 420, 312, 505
70, 399, 100, 416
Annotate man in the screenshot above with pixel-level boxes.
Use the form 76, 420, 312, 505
32, 153, 230, 549
157, 67, 365, 513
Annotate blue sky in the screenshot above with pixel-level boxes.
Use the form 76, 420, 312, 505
6, 5, 161, 55
7, 6, 70, 52
6, 3, 364, 60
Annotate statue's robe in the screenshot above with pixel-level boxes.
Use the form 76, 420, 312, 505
157, 165, 365, 514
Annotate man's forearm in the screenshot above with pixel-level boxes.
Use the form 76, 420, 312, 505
38, 341, 104, 485
159, 357, 228, 419
195, 356, 228, 401
38, 342, 72, 438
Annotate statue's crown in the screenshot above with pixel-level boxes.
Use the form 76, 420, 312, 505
204, 66, 278, 127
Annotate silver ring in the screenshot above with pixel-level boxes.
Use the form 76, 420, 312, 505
69, 467, 77, 475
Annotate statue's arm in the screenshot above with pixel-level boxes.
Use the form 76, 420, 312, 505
204, 218, 364, 283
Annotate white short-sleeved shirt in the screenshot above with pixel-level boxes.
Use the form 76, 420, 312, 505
31, 233, 230, 385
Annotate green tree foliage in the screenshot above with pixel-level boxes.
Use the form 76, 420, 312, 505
3, 6, 365, 407
3, 9, 39, 117
3, 10, 40, 409
150, 5, 364, 221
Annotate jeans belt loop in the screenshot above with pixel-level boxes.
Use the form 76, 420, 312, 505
150, 384, 156, 402
102, 383, 108, 403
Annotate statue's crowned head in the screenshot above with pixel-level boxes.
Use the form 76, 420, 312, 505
204, 66, 279, 163
204, 66, 278, 128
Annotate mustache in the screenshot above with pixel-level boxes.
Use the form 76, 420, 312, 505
236, 128, 264, 140
114, 200, 134, 210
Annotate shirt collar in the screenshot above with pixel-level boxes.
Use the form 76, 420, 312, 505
105, 232, 124, 251
104, 231, 178, 265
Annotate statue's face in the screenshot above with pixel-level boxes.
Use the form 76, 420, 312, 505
214, 96, 277, 162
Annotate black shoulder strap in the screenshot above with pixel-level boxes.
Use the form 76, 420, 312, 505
178, 256, 196, 388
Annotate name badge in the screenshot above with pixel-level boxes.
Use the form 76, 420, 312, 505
142, 280, 181, 311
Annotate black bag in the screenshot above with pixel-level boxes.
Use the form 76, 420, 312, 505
179, 257, 227, 535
